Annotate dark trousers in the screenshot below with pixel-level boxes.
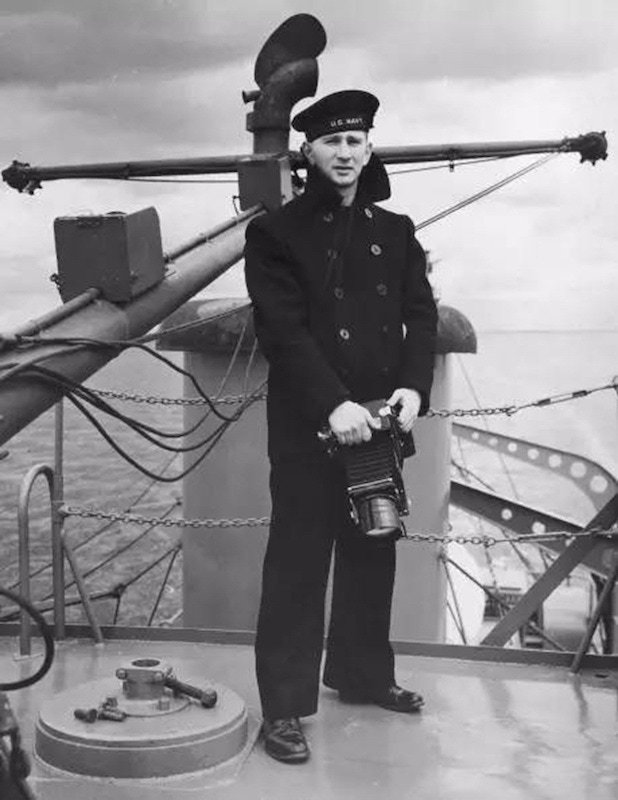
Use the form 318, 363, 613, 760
255, 456, 396, 719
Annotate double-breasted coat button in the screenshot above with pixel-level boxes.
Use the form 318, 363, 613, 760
327, 248, 338, 260
323, 212, 334, 223
364, 207, 373, 219
370, 243, 382, 256
376, 283, 388, 296
334, 287, 344, 299
339, 328, 350, 341
381, 324, 389, 334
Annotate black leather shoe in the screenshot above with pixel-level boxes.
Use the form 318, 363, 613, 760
261, 717, 310, 763
339, 684, 424, 713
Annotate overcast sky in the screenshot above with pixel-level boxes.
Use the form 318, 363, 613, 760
0, 0, 616, 331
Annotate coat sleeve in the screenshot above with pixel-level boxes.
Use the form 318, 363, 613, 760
397, 216, 438, 416
244, 216, 351, 425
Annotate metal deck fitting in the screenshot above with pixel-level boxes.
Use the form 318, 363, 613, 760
34, 655, 247, 778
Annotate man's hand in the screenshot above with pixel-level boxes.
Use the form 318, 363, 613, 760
328, 400, 382, 446
387, 388, 422, 433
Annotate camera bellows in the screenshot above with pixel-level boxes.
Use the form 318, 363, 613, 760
341, 429, 408, 539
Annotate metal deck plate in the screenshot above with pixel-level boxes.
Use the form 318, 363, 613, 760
2, 638, 617, 799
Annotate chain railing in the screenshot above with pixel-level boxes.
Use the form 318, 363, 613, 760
10, 373, 615, 641
91, 379, 618, 418
60, 504, 618, 547
61, 505, 270, 529
91, 388, 262, 406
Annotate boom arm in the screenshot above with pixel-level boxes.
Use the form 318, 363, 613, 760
2, 132, 607, 194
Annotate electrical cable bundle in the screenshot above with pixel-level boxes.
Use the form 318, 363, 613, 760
0, 335, 265, 482
0, 587, 51, 799
0, 587, 54, 691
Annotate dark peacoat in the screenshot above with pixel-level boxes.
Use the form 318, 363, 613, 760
244, 155, 438, 461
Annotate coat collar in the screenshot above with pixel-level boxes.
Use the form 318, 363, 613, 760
301, 152, 391, 211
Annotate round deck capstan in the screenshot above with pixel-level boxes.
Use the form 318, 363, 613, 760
35, 657, 248, 778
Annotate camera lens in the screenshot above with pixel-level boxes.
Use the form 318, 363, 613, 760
357, 496, 401, 538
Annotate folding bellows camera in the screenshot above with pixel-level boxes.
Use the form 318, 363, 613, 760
320, 400, 410, 540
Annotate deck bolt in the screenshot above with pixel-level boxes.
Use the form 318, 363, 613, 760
98, 707, 127, 722
116, 668, 127, 680
73, 708, 97, 724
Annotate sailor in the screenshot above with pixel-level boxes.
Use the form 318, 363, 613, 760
244, 89, 438, 764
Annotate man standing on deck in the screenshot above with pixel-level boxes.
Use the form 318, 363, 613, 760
244, 90, 438, 764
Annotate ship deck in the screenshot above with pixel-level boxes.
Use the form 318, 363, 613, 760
2, 636, 618, 800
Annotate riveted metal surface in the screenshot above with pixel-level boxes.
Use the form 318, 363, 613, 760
450, 480, 618, 577
453, 422, 618, 511
35, 677, 247, 778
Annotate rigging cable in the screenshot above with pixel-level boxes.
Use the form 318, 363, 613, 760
455, 354, 542, 580
133, 304, 249, 345
146, 546, 181, 627
0, 446, 181, 589
415, 153, 559, 231
125, 177, 237, 184
387, 154, 519, 176
0, 502, 179, 623
451, 430, 505, 618
442, 558, 468, 644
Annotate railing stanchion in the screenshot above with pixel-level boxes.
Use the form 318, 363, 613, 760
52, 401, 66, 639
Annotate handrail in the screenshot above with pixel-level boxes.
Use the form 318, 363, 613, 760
16, 443, 103, 656
17, 464, 55, 656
